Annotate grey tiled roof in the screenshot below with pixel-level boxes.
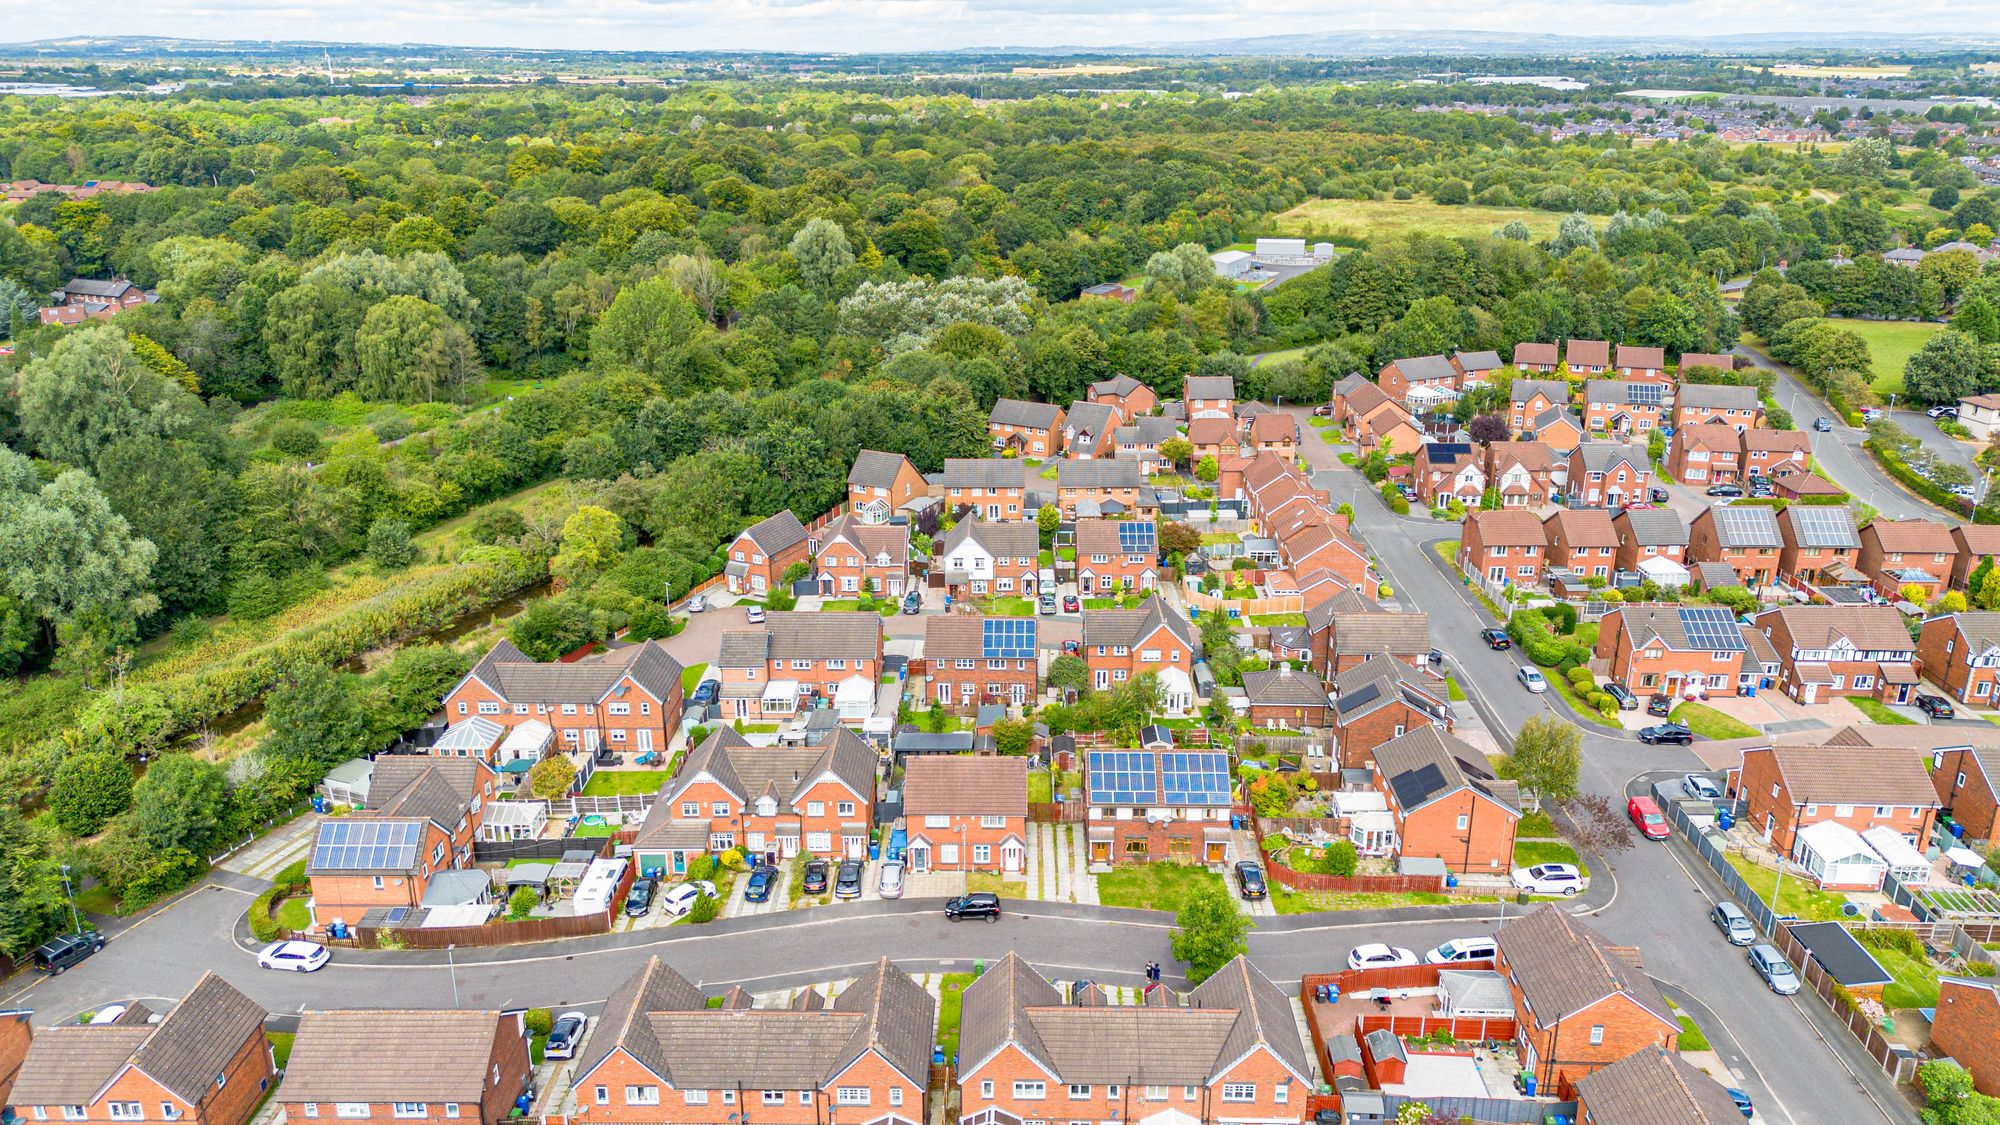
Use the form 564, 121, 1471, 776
1080, 599, 1193, 650
847, 449, 912, 489
1185, 375, 1236, 400
1676, 382, 1759, 409
1332, 612, 1429, 656
990, 398, 1064, 429
940, 517, 1038, 560
1388, 354, 1456, 383
1090, 375, 1145, 398
1574, 442, 1648, 474
741, 508, 809, 554
1616, 507, 1689, 546
1583, 381, 1661, 405
368, 756, 493, 826
1114, 417, 1181, 445
1374, 726, 1519, 816
467, 638, 684, 707
1511, 379, 1570, 405
575, 956, 706, 1085
1497, 906, 1674, 1029
1240, 667, 1330, 709
1574, 1045, 1749, 1125
766, 611, 882, 660
1058, 459, 1144, 489
654, 727, 875, 827
1454, 349, 1502, 372
943, 458, 1031, 489
1064, 401, 1118, 440
283, 1010, 510, 1102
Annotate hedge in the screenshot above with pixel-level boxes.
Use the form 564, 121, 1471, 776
1865, 440, 1975, 519
1378, 482, 1409, 515
1506, 609, 1592, 669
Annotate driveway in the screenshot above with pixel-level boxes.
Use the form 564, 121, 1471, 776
656, 605, 752, 674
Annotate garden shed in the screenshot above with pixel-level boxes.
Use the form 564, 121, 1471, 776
317, 758, 372, 807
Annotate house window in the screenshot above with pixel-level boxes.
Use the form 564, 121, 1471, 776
981, 1081, 995, 1101
684, 1091, 709, 1106
808, 801, 825, 817
338, 1107, 371, 1119
625, 1087, 659, 1106
682, 801, 700, 818
762, 1092, 786, 1106
393, 1105, 428, 1118
1456, 814, 1469, 831
800, 1093, 813, 1106
1184, 1087, 1198, 1101
301, 1106, 319, 1119
889, 1089, 904, 1107
478, 701, 501, 715
608, 702, 629, 716
982, 815, 1007, 828
445, 1107, 459, 1120
1145, 1087, 1167, 1102
1068, 1086, 1092, 1100
974, 844, 992, 864
712, 802, 730, 817
838, 801, 856, 817
594, 1088, 608, 1106
1222, 1085, 1256, 1103
1014, 1083, 1047, 1101
109, 1104, 143, 1120
835, 1088, 873, 1107
1589, 1025, 1605, 1046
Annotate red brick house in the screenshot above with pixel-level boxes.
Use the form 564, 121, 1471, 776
8, 974, 272, 1125
1672, 383, 1762, 431
1354, 400, 1424, 457
1495, 907, 1678, 1097
715, 612, 884, 722
936, 519, 1041, 598
280, 1010, 531, 1125
1543, 510, 1619, 580
1932, 746, 2000, 844
1567, 444, 1651, 507
1330, 378, 1395, 431
1453, 349, 1503, 388
1486, 441, 1560, 507
444, 638, 685, 757
37, 278, 153, 325
1240, 666, 1331, 728
1087, 374, 1158, 424
1595, 604, 1748, 697
1753, 605, 1920, 704
1613, 344, 1667, 381
1377, 354, 1460, 409
902, 755, 1028, 873
1565, 339, 1610, 376
1611, 508, 1689, 574
1741, 430, 1812, 480
1510, 379, 1571, 431
1414, 441, 1485, 509
571, 957, 932, 1125
814, 515, 913, 599
633, 727, 876, 871
1917, 612, 2000, 708
1185, 416, 1242, 463
307, 757, 499, 930
1276, 521, 1375, 599
1114, 417, 1181, 472
1857, 518, 1961, 602
1184, 374, 1236, 420
1525, 406, 1584, 454
1677, 352, 1736, 377
1686, 506, 1782, 588
1728, 743, 1940, 854
1079, 601, 1196, 709
1247, 411, 1298, 455
1372, 726, 1520, 873
956, 953, 1311, 1125
1460, 509, 1548, 589
1777, 505, 1862, 585
1582, 381, 1666, 434
1084, 744, 1234, 864
847, 450, 928, 524
924, 614, 1039, 711
1055, 459, 1145, 518
1062, 401, 1119, 459
1513, 341, 1560, 373
989, 399, 1066, 458
1668, 423, 1743, 485
1575, 1047, 1749, 1125
943, 459, 1033, 521
1952, 525, 2000, 590
724, 509, 810, 596
1315, 606, 1431, 677
0, 1008, 26, 1110
1074, 518, 1159, 593
1932, 979, 2000, 1098
1328, 653, 1452, 769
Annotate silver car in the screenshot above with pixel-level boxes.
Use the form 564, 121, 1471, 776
1748, 943, 1801, 995
878, 860, 905, 899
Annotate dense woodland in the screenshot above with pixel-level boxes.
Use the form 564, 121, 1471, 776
0, 64, 1997, 957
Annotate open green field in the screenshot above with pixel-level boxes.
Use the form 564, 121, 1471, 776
1825, 318, 1946, 395
1270, 197, 1564, 243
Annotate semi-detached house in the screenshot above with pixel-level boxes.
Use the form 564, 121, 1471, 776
813, 515, 913, 599
1753, 605, 1920, 705
278, 1010, 531, 1125
631, 727, 875, 873
1932, 744, 2000, 846
989, 399, 1066, 458
924, 615, 1039, 711
1857, 518, 1960, 603
1495, 907, 1678, 1097
444, 638, 686, 757
1075, 518, 1159, 593
1371, 726, 1520, 873
1777, 506, 1862, 585
1687, 506, 1783, 589
1543, 510, 1618, 579
715, 613, 883, 722
306, 756, 499, 931
1460, 509, 1548, 589
1056, 459, 1145, 518
1728, 744, 1940, 854
944, 459, 1033, 521
1668, 423, 1743, 485
1917, 612, 2000, 708
1574, 1046, 1748, 1125
901, 755, 1029, 874
1672, 383, 1763, 431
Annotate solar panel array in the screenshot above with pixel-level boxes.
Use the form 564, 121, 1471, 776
1117, 521, 1157, 555
981, 618, 1037, 660
1089, 750, 1158, 804
1715, 505, 1781, 546
1161, 752, 1232, 806
1679, 606, 1747, 653
1628, 383, 1665, 405
1789, 506, 1858, 548
313, 819, 423, 871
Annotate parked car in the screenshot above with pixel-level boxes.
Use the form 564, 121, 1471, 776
1511, 863, 1584, 896
902, 591, 922, 615
544, 1012, 589, 1060
1917, 695, 1956, 720
1423, 936, 1498, 965
1726, 1088, 1754, 1118
1748, 476, 1774, 497
744, 865, 778, 903
1346, 944, 1418, 971
1712, 901, 1756, 946
1061, 639, 1080, 655
1312, 404, 1333, 417
1683, 774, 1723, 801
624, 876, 657, 917
945, 892, 1002, 922
878, 860, 905, 899
1517, 666, 1548, 693
1648, 693, 1673, 717
744, 604, 767, 624
1627, 795, 1670, 840
1234, 861, 1267, 900
1605, 682, 1638, 710
1815, 416, 1833, 432
1861, 407, 1885, 423
1648, 486, 1671, 503
1950, 483, 1978, 499
256, 940, 330, 972
1063, 594, 1081, 613
1639, 722, 1694, 746
659, 883, 701, 918
802, 859, 829, 894
1748, 943, 1801, 995
834, 860, 864, 900
686, 593, 707, 613
1038, 593, 1058, 615
1928, 404, 1959, 419
1480, 628, 1512, 650
1705, 483, 1744, 498
32, 929, 103, 975
691, 678, 720, 706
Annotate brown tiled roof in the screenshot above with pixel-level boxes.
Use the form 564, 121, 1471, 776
1948, 612, 2000, 653
12, 974, 266, 1107
1565, 339, 1610, 367
1757, 745, 1940, 807
1074, 517, 1153, 560
284, 1010, 508, 1102
1616, 344, 1665, 369
1468, 509, 1547, 547
1186, 417, 1239, 446
1332, 612, 1429, 656
1954, 525, 2000, 555
1742, 429, 1811, 454
574, 957, 706, 1083
1497, 906, 1674, 1029
1488, 441, 1556, 473
923, 614, 1037, 662
1340, 382, 1394, 417
1513, 342, 1559, 366
1678, 353, 1735, 372
1248, 412, 1296, 442
818, 514, 912, 568
1240, 666, 1330, 709
655, 728, 875, 823
1677, 423, 1741, 453
1575, 1045, 1748, 1124
1864, 518, 1958, 554
1545, 509, 1618, 548
903, 756, 1028, 818
1762, 605, 1913, 651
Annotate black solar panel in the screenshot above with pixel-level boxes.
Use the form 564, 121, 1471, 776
1336, 682, 1383, 715
1390, 763, 1448, 810
982, 618, 1037, 660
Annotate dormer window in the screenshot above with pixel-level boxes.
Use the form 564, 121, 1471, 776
755, 796, 778, 817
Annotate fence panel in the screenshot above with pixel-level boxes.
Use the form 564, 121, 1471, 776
1028, 801, 1085, 823
472, 834, 612, 864
1355, 1014, 1518, 1043
1379, 1095, 1573, 1124
357, 910, 611, 949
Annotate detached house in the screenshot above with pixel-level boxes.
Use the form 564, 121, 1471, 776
1329, 654, 1452, 769
1373, 727, 1520, 873
1453, 349, 1503, 387
1582, 381, 1666, 434
724, 510, 810, 596
1084, 746, 1234, 865
633, 727, 875, 872
1316, 607, 1431, 678
1112, 417, 1180, 473
1513, 341, 1560, 373
1485, 441, 1560, 508
956, 953, 1310, 1125
1729, 743, 1940, 854
937, 519, 1041, 598
1074, 518, 1159, 593
1668, 423, 1743, 485
1087, 374, 1158, 423
280, 1009, 532, 1125
814, 515, 913, 599
1062, 401, 1119, 459
1595, 604, 1748, 698
1611, 508, 1689, 574
924, 615, 1039, 711
307, 756, 499, 930
1247, 411, 1298, 455
1687, 506, 1782, 588
1056, 459, 1145, 518
1185, 416, 1242, 463
1543, 510, 1619, 580
1565, 339, 1611, 376
901, 756, 1028, 874
1777, 505, 1862, 585
1960, 393, 2000, 442
1460, 510, 1548, 589
1952, 526, 2000, 590
1378, 354, 1460, 410
989, 399, 1066, 458
1677, 352, 1736, 377
1080, 601, 1197, 710
8, 974, 272, 1125
571, 956, 932, 1125
1412, 442, 1484, 509
1672, 383, 1762, 431
1613, 344, 1667, 381
1523, 406, 1583, 454
1567, 444, 1651, 508
1857, 518, 1960, 603
1495, 907, 1678, 1097
1184, 375, 1236, 420
1510, 380, 1571, 431
715, 613, 884, 722
1330, 379, 1394, 431
847, 451, 927, 524
1753, 605, 1921, 705
445, 638, 686, 756
1917, 612, 2000, 707
1741, 429, 1811, 480
943, 459, 1033, 521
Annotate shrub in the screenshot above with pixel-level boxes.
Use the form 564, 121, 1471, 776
275, 858, 310, 889
1966, 960, 1997, 977
249, 888, 285, 942
1377, 584, 1392, 598
689, 893, 720, 923
1324, 839, 1359, 877
524, 1008, 554, 1037
685, 853, 718, 881
1855, 927, 1925, 959
1566, 666, 1594, 688
119, 847, 204, 910
508, 886, 539, 919
1543, 603, 1578, 634
1378, 481, 1409, 515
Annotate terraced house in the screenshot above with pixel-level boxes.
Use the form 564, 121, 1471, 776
901, 755, 1029, 874
715, 613, 884, 722
1671, 382, 1763, 431
813, 515, 913, 599
632, 727, 875, 870
943, 458, 1034, 520
955, 953, 1311, 1125
847, 450, 928, 524
724, 509, 810, 596
1074, 518, 1158, 593
989, 399, 1066, 458
278, 1009, 532, 1125
570, 956, 933, 1125
936, 519, 1042, 597
445, 638, 686, 756
924, 615, 1039, 710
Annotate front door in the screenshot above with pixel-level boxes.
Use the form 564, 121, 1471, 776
1091, 839, 1111, 863
909, 844, 929, 873
1004, 843, 1024, 873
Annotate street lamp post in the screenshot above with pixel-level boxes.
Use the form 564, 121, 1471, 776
447, 943, 460, 1007
59, 864, 82, 934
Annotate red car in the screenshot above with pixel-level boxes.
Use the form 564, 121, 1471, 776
1627, 795, 1670, 840
1062, 594, 1080, 613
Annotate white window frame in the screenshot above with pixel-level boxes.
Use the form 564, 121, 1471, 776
1222, 1084, 1256, 1103
1014, 1082, 1048, 1100
392, 1104, 428, 1119
837, 1087, 871, 1106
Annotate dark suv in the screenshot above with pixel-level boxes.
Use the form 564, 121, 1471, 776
624, 877, 657, 917
1604, 682, 1638, 710
944, 892, 1001, 922
1917, 695, 1955, 720
33, 930, 105, 974
744, 865, 778, 903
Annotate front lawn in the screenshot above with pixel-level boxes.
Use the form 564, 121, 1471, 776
1096, 863, 1227, 912
1724, 853, 1851, 921
1847, 697, 1916, 725
819, 600, 898, 616
275, 895, 312, 932
979, 597, 1036, 616
680, 663, 709, 693
267, 1031, 296, 1069
967, 872, 1028, 898
1677, 1015, 1711, 1052
1669, 702, 1762, 740
936, 972, 980, 1060
581, 770, 669, 797
1272, 888, 1499, 913
1513, 840, 1587, 876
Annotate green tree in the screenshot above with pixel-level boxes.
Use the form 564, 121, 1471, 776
591, 278, 714, 394
1170, 883, 1251, 984
95, 436, 232, 615
1550, 212, 1598, 256
1325, 839, 1359, 876
551, 506, 626, 587
1952, 296, 2000, 344
1037, 504, 1061, 547
262, 665, 370, 766
13, 323, 211, 472
1904, 331, 1987, 405
1160, 437, 1194, 470
49, 750, 135, 836
1498, 715, 1582, 801
992, 719, 1035, 756
789, 218, 855, 290
1047, 653, 1089, 695
353, 295, 480, 403
1195, 455, 1219, 483
131, 754, 230, 855
508, 885, 540, 920
0, 448, 159, 637
367, 517, 417, 569
528, 755, 578, 799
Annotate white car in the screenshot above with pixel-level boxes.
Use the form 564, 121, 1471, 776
257, 940, 330, 972
685, 879, 718, 898
1511, 863, 1585, 896
1683, 774, 1723, 801
1346, 943, 1419, 971
1518, 667, 1548, 694
745, 605, 767, 624
1422, 936, 1498, 965
659, 883, 702, 918
878, 860, 906, 899
544, 1011, 588, 1060
686, 594, 708, 613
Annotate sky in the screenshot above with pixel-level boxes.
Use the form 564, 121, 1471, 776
0, 0, 1991, 55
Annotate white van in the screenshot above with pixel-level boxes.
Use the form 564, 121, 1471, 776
1422, 936, 1498, 965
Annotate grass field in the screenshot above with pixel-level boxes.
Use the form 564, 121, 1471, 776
1095, 863, 1225, 912
1825, 318, 1946, 394
1271, 197, 1565, 243
1765, 64, 1912, 78
1252, 345, 1315, 366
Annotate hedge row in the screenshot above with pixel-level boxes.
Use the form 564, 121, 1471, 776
1506, 608, 1592, 670
1866, 441, 1976, 520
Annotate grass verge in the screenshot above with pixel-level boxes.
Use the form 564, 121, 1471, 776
1514, 840, 1587, 875
1847, 697, 1916, 725
1272, 888, 1499, 913
1677, 1015, 1711, 1052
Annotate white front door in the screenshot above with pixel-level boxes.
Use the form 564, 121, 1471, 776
1003, 844, 1024, 873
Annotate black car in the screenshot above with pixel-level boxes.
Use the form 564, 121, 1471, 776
902, 591, 921, 615
944, 892, 1002, 922
32, 930, 105, 974
744, 865, 778, 903
1479, 628, 1512, 650
624, 876, 657, 917
1917, 695, 1956, 720
1639, 722, 1694, 746
1648, 486, 1671, 503
1705, 483, 1744, 498
1814, 417, 1833, 432
802, 859, 829, 894
1647, 694, 1673, 717
834, 860, 864, 900
1234, 861, 1267, 900
1604, 682, 1638, 711
691, 679, 719, 706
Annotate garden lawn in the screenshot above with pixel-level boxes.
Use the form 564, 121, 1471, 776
1095, 863, 1227, 912
680, 663, 708, 693
580, 770, 667, 797
1513, 840, 1586, 875
1724, 853, 1851, 921
1271, 197, 1565, 242
1677, 1015, 1711, 1052
275, 896, 312, 931
1027, 770, 1052, 804
1847, 697, 1916, 725
1249, 613, 1308, 627
936, 972, 980, 1060
266, 1032, 296, 1070
1824, 318, 1945, 395
981, 597, 1036, 616
1670, 702, 1762, 740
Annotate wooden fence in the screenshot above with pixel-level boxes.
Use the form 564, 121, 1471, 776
1236, 733, 1326, 758
358, 909, 613, 949
1772, 922, 1922, 1084
1252, 819, 1447, 895
1029, 801, 1086, 823
1356, 1013, 1518, 1043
